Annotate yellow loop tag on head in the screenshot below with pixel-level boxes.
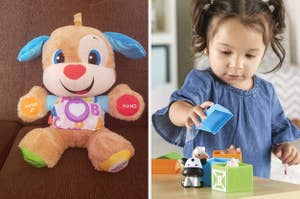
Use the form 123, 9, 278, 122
20, 97, 41, 117
74, 13, 82, 26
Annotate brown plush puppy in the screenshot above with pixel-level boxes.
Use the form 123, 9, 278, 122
17, 13, 145, 172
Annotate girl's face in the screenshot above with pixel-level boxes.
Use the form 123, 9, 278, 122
208, 17, 266, 90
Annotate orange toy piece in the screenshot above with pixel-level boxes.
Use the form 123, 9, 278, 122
213, 145, 243, 162
152, 159, 181, 174
213, 151, 243, 162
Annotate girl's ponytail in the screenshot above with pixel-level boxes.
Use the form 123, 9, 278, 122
267, 0, 286, 71
192, 0, 212, 54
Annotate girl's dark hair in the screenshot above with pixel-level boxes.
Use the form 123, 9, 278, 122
192, 0, 286, 72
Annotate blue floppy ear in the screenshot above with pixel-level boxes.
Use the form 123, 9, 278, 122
17, 35, 49, 62
103, 32, 146, 59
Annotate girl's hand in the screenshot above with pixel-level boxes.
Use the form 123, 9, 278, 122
221, 145, 241, 154
273, 143, 300, 166
185, 101, 214, 129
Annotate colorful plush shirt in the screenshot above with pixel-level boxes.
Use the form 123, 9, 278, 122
47, 96, 107, 131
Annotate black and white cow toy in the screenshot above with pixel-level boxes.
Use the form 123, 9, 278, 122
181, 157, 206, 188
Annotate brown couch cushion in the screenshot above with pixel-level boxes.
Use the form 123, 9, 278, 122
0, 0, 148, 126
0, 121, 22, 169
0, 125, 148, 198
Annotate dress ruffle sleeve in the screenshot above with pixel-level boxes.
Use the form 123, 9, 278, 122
271, 86, 300, 145
152, 69, 212, 147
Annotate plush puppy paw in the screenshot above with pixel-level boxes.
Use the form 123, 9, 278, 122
87, 129, 134, 172
100, 150, 132, 172
20, 147, 47, 168
108, 84, 145, 121
18, 86, 48, 122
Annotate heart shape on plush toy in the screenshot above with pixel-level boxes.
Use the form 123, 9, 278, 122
65, 99, 89, 122
69, 103, 87, 117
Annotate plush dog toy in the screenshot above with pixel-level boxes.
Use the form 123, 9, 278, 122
17, 13, 145, 172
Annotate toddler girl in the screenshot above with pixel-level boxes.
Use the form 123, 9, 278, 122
152, 0, 300, 178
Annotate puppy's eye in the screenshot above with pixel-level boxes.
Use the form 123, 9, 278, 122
88, 49, 101, 65
53, 49, 64, 64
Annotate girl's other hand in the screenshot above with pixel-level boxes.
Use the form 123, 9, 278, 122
273, 143, 300, 166
223, 145, 241, 154
185, 101, 214, 129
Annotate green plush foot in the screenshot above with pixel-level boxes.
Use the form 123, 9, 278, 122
20, 147, 47, 168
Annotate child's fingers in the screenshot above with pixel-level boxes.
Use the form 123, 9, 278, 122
288, 152, 300, 166
284, 147, 296, 164
281, 146, 292, 162
185, 118, 199, 130
273, 146, 282, 158
275, 150, 282, 158
190, 112, 201, 127
199, 101, 214, 109
194, 106, 206, 120
185, 119, 192, 130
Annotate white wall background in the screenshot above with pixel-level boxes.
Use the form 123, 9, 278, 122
285, 0, 300, 65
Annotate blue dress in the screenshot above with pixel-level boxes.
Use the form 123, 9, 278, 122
152, 68, 300, 178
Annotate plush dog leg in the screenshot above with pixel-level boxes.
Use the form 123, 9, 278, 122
87, 128, 134, 172
19, 127, 67, 168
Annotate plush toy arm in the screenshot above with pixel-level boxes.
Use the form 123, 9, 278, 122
18, 86, 48, 122
107, 84, 144, 121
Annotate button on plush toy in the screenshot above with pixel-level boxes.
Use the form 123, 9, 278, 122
17, 13, 146, 172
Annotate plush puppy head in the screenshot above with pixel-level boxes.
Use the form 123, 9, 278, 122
18, 13, 146, 97
42, 25, 116, 97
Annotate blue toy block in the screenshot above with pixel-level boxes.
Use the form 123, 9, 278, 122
202, 158, 229, 187
194, 104, 233, 134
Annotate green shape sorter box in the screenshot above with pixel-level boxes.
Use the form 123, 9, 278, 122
212, 163, 253, 193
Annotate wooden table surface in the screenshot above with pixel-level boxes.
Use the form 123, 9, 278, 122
152, 174, 300, 199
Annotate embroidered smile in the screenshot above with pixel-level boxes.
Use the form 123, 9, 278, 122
60, 78, 94, 95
